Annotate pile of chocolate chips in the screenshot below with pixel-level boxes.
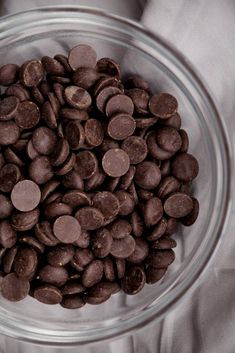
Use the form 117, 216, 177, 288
0, 44, 199, 309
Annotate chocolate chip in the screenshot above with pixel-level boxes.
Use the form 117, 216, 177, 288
60, 108, 89, 121
19, 60, 43, 87
179, 129, 189, 153
126, 88, 150, 114
35, 221, 59, 246
42, 56, 65, 76
73, 67, 99, 90
172, 153, 199, 182
149, 93, 178, 119
96, 57, 120, 78
146, 250, 175, 268
82, 260, 103, 287
121, 136, 148, 164
50, 138, 70, 167
181, 197, 199, 226
165, 218, 179, 236
62, 170, 84, 190
143, 197, 163, 227
0, 163, 21, 192
124, 75, 150, 91
41, 101, 57, 129
18, 236, 45, 254
62, 190, 91, 208
84, 119, 104, 147
14, 247, 38, 278
96, 86, 122, 113
53, 83, 65, 105
29, 156, 53, 185
128, 183, 138, 205
103, 257, 115, 281
121, 266, 145, 295
39, 265, 68, 287
115, 190, 135, 216
156, 127, 182, 153
157, 176, 181, 199
65, 121, 85, 150
93, 191, 120, 221
105, 94, 134, 117
151, 236, 177, 250
14, 101, 40, 129
147, 131, 174, 160
2, 273, 30, 302
31, 86, 45, 105
100, 138, 119, 153
2, 246, 18, 273
11, 208, 40, 231
119, 166, 136, 190
0, 96, 19, 121
34, 284, 62, 304
107, 113, 136, 141
3, 147, 24, 168
94, 76, 122, 96
5, 83, 30, 101
47, 244, 74, 267
161, 112, 181, 130
40, 180, 60, 203
54, 54, 72, 73
89, 282, 120, 299
115, 258, 126, 279
26, 140, 39, 160
102, 148, 130, 177
110, 235, 135, 259
0, 195, 13, 219
61, 295, 85, 309
130, 211, 144, 237
146, 218, 167, 241
75, 207, 104, 230
146, 267, 167, 284
54, 152, 76, 176
68, 44, 97, 70
108, 219, 132, 239
32, 127, 57, 155
0, 221, 17, 248
0, 121, 20, 146
61, 282, 85, 295
135, 116, 158, 129
137, 188, 154, 201
64, 86, 92, 110
127, 238, 149, 263
164, 192, 193, 218
53, 215, 81, 244
11, 180, 41, 212
91, 228, 113, 258
134, 161, 161, 190
0, 64, 19, 86
76, 151, 98, 179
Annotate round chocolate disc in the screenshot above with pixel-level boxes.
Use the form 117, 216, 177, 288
53, 215, 81, 243
68, 44, 97, 70
11, 180, 41, 212
102, 148, 130, 177
1, 273, 30, 302
107, 114, 136, 140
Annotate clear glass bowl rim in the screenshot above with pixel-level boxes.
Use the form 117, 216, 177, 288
0, 5, 232, 346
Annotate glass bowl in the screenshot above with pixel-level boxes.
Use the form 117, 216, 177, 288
0, 6, 231, 346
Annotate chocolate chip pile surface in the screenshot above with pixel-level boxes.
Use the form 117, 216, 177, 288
0, 44, 199, 309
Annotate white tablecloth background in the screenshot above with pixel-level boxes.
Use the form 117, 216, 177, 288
1, 1, 235, 352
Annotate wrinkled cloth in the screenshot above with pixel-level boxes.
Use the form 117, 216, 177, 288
0, 1, 235, 352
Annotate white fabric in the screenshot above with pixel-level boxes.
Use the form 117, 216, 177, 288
1, 1, 235, 352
